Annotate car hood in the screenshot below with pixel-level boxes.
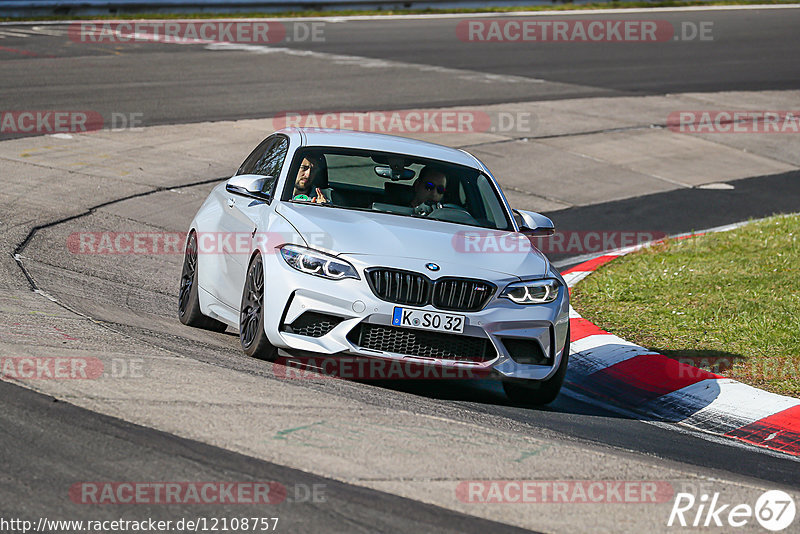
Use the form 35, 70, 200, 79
275, 203, 549, 279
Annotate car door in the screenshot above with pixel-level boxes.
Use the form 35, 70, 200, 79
217, 135, 290, 309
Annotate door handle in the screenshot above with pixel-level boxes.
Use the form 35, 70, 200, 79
227, 197, 235, 208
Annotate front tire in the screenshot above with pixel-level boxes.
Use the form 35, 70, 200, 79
178, 231, 228, 332
239, 253, 277, 361
503, 326, 570, 406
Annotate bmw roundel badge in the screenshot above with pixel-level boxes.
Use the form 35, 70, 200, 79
425, 263, 440, 272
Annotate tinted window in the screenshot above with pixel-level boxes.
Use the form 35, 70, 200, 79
237, 138, 271, 175
282, 148, 512, 230
253, 137, 289, 179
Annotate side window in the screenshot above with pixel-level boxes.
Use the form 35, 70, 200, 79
237, 138, 272, 176
237, 136, 289, 195
253, 137, 289, 180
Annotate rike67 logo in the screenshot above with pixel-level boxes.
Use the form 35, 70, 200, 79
668, 490, 796, 531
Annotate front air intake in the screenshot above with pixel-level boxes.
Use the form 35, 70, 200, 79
281, 312, 343, 338
347, 323, 496, 362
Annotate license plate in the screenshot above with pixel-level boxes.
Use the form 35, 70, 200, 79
392, 307, 465, 334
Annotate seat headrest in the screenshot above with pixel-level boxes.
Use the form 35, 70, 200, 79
384, 181, 415, 206
306, 153, 328, 189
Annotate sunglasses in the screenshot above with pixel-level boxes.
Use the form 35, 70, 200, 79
424, 182, 446, 194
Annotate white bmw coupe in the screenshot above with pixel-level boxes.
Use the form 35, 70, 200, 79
179, 128, 570, 404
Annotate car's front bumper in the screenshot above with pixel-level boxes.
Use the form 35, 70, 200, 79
261, 251, 570, 381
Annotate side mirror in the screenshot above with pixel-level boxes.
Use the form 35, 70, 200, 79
226, 174, 272, 201
513, 209, 555, 237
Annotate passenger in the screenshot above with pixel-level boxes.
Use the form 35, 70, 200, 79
292, 155, 328, 203
411, 166, 447, 215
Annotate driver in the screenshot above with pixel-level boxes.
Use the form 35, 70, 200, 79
292, 155, 328, 203
411, 166, 447, 215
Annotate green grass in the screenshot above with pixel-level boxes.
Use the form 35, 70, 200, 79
571, 214, 800, 397
2, 0, 798, 22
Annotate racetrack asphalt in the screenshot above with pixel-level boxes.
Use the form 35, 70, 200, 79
1, 7, 799, 532
1, 8, 799, 129
0, 379, 537, 534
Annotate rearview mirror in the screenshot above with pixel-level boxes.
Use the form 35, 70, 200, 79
226, 174, 272, 201
513, 209, 555, 237
374, 165, 416, 181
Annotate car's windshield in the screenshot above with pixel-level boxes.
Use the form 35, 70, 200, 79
281, 147, 512, 231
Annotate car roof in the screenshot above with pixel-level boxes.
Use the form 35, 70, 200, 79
275, 128, 482, 169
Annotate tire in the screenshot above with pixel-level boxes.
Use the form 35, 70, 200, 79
502, 326, 570, 406
239, 253, 278, 361
178, 231, 228, 332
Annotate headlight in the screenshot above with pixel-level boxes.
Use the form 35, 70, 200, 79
279, 245, 359, 280
500, 279, 560, 304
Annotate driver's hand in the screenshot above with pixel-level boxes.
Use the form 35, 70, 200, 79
314, 187, 328, 204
